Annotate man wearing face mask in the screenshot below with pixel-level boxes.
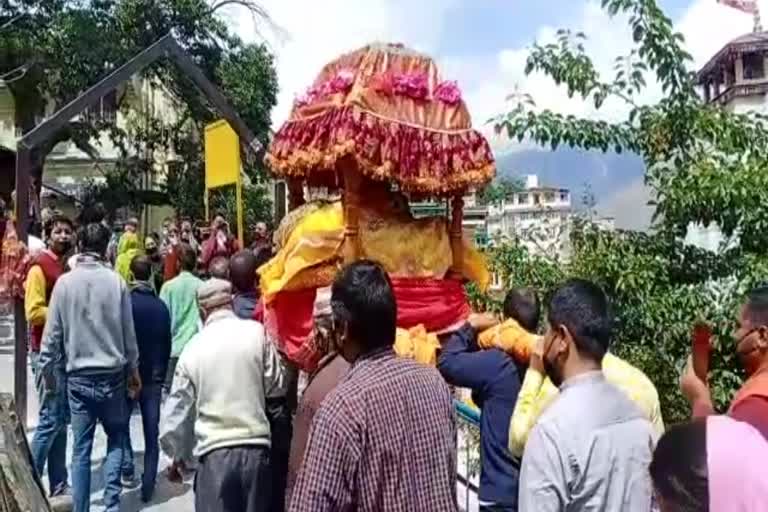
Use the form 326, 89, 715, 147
518, 279, 657, 512
681, 286, 768, 439
26, 214, 74, 497
144, 234, 164, 293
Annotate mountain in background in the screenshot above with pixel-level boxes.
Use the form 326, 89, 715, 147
494, 147, 654, 230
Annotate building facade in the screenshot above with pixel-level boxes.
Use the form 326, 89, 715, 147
486, 174, 573, 258
690, 30, 768, 251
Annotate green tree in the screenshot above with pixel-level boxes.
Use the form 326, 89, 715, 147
484, 0, 768, 423
0, 0, 278, 220
476, 176, 524, 206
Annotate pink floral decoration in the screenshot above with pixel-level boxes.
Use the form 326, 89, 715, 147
294, 69, 356, 108
393, 72, 429, 100
434, 80, 461, 105
326, 69, 355, 94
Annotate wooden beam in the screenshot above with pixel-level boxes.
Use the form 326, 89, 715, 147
13, 34, 261, 421
19, 35, 174, 151
164, 39, 263, 155
13, 147, 30, 423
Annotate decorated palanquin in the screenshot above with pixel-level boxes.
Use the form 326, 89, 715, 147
262, 43, 496, 371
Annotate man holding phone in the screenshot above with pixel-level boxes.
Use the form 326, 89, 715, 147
681, 286, 768, 440
200, 214, 239, 270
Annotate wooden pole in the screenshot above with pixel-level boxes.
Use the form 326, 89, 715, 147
342, 160, 361, 264
287, 178, 305, 210
13, 147, 30, 424
450, 194, 464, 276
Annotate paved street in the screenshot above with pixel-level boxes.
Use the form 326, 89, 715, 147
0, 318, 194, 512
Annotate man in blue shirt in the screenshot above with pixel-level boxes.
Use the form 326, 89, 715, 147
438, 287, 540, 511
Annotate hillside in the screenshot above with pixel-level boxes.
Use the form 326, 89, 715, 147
494, 147, 654, 230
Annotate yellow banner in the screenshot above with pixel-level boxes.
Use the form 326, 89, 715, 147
204, 120, 240, 189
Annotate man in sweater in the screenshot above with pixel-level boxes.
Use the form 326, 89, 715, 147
39, 223, 141, 512
160, 279, 285, 512
26, 214, 74, 497
121, 255, 172, 502
159, 243, 203, 391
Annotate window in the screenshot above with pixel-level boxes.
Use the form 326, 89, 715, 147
533, 193, 541, 205
84, 90, 118, 124
743, 52, 765, 80
517, 193, 528, 204
560, 192, 569, 202
545, 192, 555, 203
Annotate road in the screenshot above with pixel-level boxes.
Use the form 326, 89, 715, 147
0, 318, 194, 512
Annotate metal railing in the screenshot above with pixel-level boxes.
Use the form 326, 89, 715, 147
454, 399, 480, 512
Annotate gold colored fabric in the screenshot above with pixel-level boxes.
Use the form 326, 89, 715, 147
266, 43, 496, 196
292, 43, 473, 132
259, 196, 490, 304
394, 324, 441, 366
478, 319, 538, 363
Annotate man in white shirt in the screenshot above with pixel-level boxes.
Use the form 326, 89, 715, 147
160, 278, 285, 512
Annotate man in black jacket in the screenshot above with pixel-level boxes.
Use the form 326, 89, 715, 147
121, 255, 172, 502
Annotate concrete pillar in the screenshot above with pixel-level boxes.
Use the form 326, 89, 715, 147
735, 56, 744, 83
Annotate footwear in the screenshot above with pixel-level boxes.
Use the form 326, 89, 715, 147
50, 482, 71, 497
121, 473, 139, 488
140, 488, 154, 503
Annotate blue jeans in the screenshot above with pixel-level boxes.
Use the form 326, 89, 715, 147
121, 383, 162, 501
68, 371, 130, 512
29, 353, 70, 494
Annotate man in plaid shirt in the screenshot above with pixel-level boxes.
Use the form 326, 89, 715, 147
288, 260, 458, 512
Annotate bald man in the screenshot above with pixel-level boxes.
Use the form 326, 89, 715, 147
208, 256, 230, 281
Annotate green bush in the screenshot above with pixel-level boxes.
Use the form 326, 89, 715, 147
472, 222, 768, 425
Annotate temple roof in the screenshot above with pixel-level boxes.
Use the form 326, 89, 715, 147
697, 31, 768, 82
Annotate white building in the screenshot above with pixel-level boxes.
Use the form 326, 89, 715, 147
691, 30, 768, 251
697, 31, 768, 115
486, 174, 572, 258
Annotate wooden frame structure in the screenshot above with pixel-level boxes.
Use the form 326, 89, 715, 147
13, 34, 260, 421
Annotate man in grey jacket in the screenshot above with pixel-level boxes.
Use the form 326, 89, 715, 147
39, 223, 141, 512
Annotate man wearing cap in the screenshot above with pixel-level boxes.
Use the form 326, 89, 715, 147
160, 278, 285, 512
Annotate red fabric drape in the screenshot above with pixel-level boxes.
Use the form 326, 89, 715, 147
263, 277, 471, 372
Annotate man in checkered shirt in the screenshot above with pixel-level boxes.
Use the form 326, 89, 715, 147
288, 260, 458, 512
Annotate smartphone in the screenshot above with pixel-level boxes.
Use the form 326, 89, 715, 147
692, 322, 712, 381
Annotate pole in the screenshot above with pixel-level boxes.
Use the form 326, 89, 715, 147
13, 146, 30, 423
235, 179, 244, 247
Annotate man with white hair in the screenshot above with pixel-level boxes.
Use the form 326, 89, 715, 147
160, 278, 285, 512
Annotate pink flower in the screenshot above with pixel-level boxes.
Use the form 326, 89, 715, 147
326, 69, 355, 94
393, 72, 429, 100
434, 80, 461, 105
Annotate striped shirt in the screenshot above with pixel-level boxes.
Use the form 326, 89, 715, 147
288, 348, 458, 512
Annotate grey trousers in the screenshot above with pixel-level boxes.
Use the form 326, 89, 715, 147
194, 445, 271, 512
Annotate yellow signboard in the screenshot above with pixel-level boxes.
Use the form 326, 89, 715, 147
204, 119, 244, 245
204, 120, 240, 189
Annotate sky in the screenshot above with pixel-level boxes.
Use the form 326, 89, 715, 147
225, 0, 765, 142
220, 0, 768, 229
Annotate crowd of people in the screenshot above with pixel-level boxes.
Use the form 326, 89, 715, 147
18, 205, 768, 512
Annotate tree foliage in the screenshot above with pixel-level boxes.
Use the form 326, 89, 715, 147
484, 0, 768, 423
1, 0, 278, 221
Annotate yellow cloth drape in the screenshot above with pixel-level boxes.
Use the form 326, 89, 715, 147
115, 233, 143, 283
259, 200, 490, 304
507, 354, 666, 458
394, 325, 441, 366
